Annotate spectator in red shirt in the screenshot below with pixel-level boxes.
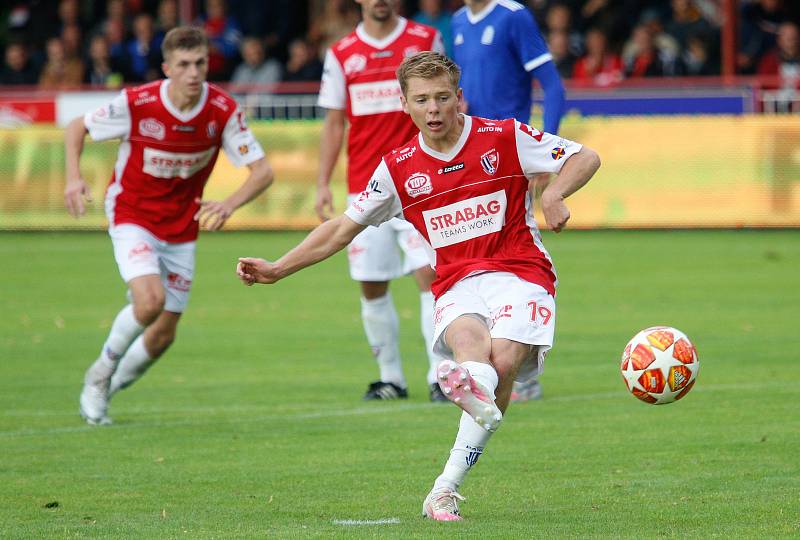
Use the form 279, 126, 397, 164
572, 27, 623, 86
758, 21, 800, 88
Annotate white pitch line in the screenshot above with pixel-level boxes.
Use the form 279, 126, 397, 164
332, 518, 400, 526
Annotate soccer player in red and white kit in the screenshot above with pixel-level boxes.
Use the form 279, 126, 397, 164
316, 0, 447, 401
64, 27, 274, 425
236, 51, 600, 520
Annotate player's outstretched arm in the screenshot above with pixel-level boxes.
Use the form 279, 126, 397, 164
541, 147, 601, 233
63, 117, 93, 218
195, 157, 274, 231
237, 214, 366, 286
315, 109, 346, 221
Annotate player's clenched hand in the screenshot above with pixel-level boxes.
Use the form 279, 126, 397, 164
315, 184, 335, 222
64, 177, 92, 218
541, 193, 570, 233
194, 198, 234, 231
237, 257, 281, 285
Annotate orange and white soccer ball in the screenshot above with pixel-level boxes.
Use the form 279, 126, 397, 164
621, 326, 699, 405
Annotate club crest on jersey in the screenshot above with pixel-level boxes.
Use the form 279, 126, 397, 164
138, 118, 165, 140
405, 172, 432, 198
343, 53, 367, 75
481, 26, 495, 45
480, 149, 499, 175
207, 120, 218, 138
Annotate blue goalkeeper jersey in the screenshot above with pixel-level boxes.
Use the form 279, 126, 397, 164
452, 0, 557, 127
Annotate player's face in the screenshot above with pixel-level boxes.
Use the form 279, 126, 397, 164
401, 74, 462, 146
357, 0, 396, 22
162, 47, 208, 98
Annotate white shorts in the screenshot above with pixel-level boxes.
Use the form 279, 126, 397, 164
346, 195, 431, 281
109, 224, 195, 313
432, 272, 556, 381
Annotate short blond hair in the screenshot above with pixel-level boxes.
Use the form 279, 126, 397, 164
396, 51, 460, 96
161, 26, 208, 59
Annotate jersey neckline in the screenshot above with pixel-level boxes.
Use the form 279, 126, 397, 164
159, 80, 209, 122
355, 16, 408, 50
465, 1, 499, 24
417, 114, 472, 163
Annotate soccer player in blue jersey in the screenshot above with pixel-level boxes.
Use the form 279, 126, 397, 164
452, 0, 565, 132
452, 0, 567, 400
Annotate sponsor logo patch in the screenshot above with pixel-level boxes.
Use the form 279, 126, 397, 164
343, 53, 367, 75
404, 172, 432, 198
403, 45, 420, 58
349, 79, 403, 116
437, 162, 464, 174
172, 124, 195, 132
238, 144, 249, 155
480, 148, 499, 175
128, 242, 153, 260
395, 146, 416, 163
138, 118, 165, 140
370, 50, 393, 59
423, 190, 506, 248
133, 93, 157, 106
551, 146, 566, 160
167, 272, 192, 292
143, 147, 217, 179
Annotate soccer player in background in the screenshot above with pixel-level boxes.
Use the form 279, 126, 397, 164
452, 0, 568, 401
64, 26, 274, 425
315, 0, 448, 401
236, 51, 600, 520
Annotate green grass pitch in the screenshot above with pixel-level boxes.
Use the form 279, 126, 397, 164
1, 230, 798, 538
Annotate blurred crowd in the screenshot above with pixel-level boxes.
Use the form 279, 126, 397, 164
1, 0, 799, 90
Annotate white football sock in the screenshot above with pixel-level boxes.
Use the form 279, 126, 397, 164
109, 335, 154, 395
432, 361, 499, 491
461, 361, 499, 400
419, 291, 441, 385
361, 293, 405, 388
102, 304, 145, 361
433, 412, 495, 491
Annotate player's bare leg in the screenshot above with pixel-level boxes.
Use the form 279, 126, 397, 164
412, 265, 447, 402
80, 274, 163, 425
360, 280, 408, 400
109, 310, 181, 395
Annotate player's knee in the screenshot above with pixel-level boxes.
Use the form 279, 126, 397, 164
133, 292, 166, 323
447, 327, 490, 356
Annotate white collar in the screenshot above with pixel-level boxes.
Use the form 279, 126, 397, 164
418, 114, 472, 162
355, 16, 407, 49
466, 1, 499, 24
160, 79, 208, 122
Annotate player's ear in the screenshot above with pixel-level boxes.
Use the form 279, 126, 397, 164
400, 94, 409, 115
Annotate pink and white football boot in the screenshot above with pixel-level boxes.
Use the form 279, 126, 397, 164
422, 487, 465, 521
436, 360, 502, 432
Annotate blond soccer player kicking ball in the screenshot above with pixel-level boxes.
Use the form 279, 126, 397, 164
64, 27, 274, 425
236, 51, 600, 521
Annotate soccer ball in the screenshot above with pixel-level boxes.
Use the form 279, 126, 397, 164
621, 326, 699, 405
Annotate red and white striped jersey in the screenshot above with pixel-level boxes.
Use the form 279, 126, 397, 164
345, 115, 582, 298
84, 80, 264, 243
317, 17, 443, 194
